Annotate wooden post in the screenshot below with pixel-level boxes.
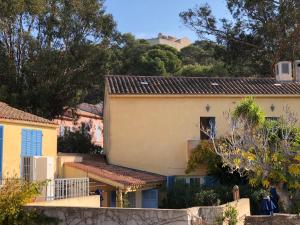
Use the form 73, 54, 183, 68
232, 185, 240, 201
116, 189, 123, 208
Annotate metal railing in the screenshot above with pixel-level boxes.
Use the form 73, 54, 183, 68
51, 177, 89, 200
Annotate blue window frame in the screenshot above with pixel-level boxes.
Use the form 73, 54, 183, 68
0, 126, 3, 179
21, 129, 42, 156
142, 189, 158, 208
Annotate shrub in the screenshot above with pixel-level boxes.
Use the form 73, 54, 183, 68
194, 189, 219, 206
0, 179, 58, 225
216, 205, 238, 225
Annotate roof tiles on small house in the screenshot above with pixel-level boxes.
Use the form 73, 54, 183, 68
106, 75, 300, 95
64, 159, 165, 188
0, 102, 55, 125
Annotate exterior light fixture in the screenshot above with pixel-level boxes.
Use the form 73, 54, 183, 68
206, 104, 210, 112
270, 104, 275, 112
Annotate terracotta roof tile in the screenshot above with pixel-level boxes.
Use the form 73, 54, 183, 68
106, 75, 300, 95
64, 160, 165, 187
0, 102, 55, 125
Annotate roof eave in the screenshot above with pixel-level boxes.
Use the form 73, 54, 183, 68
0, 118, 58, 128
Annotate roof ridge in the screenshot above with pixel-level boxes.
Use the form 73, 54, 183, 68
105, 75, 275, 80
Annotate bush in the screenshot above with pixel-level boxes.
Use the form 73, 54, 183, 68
58, 126, 102, 154
0, 179, 58, 225
161, 181, 233, 209
195, 189, 219, 206
216, 205, 238, 225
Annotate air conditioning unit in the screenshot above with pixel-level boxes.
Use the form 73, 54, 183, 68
275, 61, 292, 81
21, 156, 55, 200
294, 60, 300, 81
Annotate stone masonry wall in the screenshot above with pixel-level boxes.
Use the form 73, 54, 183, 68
27, 206, 203, 225
245, 214, 300, 225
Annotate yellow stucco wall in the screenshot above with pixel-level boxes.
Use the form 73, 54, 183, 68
104, 94, 300, 176
0, 120, 57, 178
27, 195, 100, 208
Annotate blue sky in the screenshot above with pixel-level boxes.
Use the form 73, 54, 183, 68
104, 0, 230, 42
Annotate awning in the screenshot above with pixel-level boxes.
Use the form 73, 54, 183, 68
64, 159, 165, 191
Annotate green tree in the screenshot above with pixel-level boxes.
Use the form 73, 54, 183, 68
180, 40, 221, 66
111, 34, 182, 76
180, 0, 300, 76
58, 126, 102, 154
0, 0, 117, 118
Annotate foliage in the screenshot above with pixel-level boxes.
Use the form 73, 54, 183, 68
203, 97, 300, 211
161, 181, 233, 209
180, 40, 222, 65
180, 0, 300, 76
58, 126, 102, 154
215, 205, 238, 225
0, 178, 58, 225
233, 97, 265, 126
194, 189, 219, 206
0, 0, 117, 118
111, 35, 182, 76
177, 63, 229, 77
186, 141, 246, 185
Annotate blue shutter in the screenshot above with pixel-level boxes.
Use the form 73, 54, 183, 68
21, 129, 42, 156
36, 130, 42, 156
142, 189, 158, 208
0, 126, 3, 178
110, 191, 116, 207
167, 176, 175, 190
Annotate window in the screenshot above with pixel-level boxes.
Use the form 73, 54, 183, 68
59, 126, 65, 136
200, 117, 216, 140
95, 125, 102, 142
266, 117, 279, 121
21, 129, 42, 157
176, 176, 204, 186
282, 63, 290, 74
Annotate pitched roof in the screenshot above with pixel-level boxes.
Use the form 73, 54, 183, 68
77, 102, 103, 116
64, 159, 165, 188
0, 102, 55, 125
106, 75, 300, 95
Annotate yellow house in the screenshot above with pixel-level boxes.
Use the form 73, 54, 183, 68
104, 75, 300, 186
0, 102, 58, 179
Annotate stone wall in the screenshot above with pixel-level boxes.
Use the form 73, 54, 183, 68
245, 214, 300, 225
26, 198, 250, 225
27, 206, 202, 225
193, 198, 250, 225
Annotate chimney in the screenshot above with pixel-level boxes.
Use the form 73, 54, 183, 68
294, 60, 300, 81
275, 61, 292, 81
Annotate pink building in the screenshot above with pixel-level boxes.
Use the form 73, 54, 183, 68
54, 103, 103, 147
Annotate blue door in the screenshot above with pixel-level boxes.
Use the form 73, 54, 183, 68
142, 189, 158, 208
21, 129, 42, 156
110, 191, 116, 207
0, 126, 3, 179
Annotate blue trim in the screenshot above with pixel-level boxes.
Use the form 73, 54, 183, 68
110, 191, 116, 207
142, 189, 158, 208
166, 176, 175, 190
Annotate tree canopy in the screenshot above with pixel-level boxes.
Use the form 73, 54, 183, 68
180, 0, 300, 76
0, 0, 117, 118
